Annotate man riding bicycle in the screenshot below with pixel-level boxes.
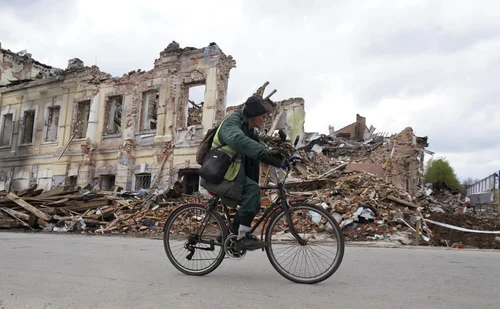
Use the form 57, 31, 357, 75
200, 95, 286, 251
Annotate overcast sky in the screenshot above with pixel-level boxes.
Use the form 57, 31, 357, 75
1, 0, 499, 181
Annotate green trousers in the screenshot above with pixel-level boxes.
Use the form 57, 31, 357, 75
238, 177, 261, 218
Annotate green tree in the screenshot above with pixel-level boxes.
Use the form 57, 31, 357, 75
424, 157, 461, 188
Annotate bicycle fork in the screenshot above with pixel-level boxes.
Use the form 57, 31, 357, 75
278, 185, 307, 246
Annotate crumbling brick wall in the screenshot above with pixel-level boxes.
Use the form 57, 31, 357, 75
334, 114, 367, 141
360, 127, 428, 195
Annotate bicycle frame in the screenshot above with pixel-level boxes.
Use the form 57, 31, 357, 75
195, 155, 308, 246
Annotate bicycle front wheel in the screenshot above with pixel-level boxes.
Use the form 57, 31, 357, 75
163, 204, 227, 276
265, 203, 344, 284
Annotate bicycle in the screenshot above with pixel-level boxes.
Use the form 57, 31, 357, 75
163, 135, 345, 284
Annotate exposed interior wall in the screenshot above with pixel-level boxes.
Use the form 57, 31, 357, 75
334, 114, 368, 141
359, 127, 428, 195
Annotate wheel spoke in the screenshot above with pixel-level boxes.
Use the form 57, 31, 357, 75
164, 204, 226, 275
266, 204, 344, 284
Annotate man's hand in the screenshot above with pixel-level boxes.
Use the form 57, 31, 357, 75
262, 148, 288, 168
268, 148, 289, 158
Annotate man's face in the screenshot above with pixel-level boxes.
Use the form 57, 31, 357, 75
252, 115, 265, 129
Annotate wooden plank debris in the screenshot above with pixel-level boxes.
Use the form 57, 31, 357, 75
386, 195, 419, 209
6, 193, 52, 221
0, 218, 24, 228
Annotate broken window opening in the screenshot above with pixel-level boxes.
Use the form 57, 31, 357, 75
21, 110, 36, 144
139, 90, 159, 132
135, 173, 151, 191
66, 176, 77, 188
104, 96, 123, 136
179, 168, 199, 195
74, 100, 91, 139
1, 113, 14, 147
187, 86, 205, 127
100, 175, 116, 191
45, 106, 60, 142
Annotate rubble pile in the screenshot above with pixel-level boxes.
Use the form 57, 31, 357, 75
1, 127, 498, 249
427, 212, 500, 249
260, 128, 499, 247
187, 101, 203, 126
281, 169, 421, 243
0, 184, 204, 236
303, 134, 379, 162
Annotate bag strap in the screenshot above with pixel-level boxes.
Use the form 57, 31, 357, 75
212, 116, 241, 163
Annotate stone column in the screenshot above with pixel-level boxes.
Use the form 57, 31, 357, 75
86, 92, 99, 143
201, 67, 218, 134
116, 139, 136, 190
155, 79, 168, 141
163, 70, 179, 142
215, 66, 230, 123
77, 140, 96, 187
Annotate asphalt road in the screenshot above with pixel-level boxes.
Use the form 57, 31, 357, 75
0, 232, 499, 309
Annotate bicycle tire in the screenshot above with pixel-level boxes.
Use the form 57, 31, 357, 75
163, 203, 227, 276
265, 203, 345, 284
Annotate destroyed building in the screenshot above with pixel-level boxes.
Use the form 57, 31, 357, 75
302, 114, 432, 196
333, 114, 375, 141
226, 82, 306, 144
0, 41, 236, 193
0, 44, 62, 86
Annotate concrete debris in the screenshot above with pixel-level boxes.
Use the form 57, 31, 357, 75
187, 100, 203, 126
258, 118, 499, 248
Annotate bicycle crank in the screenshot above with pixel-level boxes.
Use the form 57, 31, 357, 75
224, 234, 247, 260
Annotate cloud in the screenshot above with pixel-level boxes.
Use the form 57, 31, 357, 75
1, 0, 499, 180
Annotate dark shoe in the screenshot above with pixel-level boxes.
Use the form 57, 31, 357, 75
234, 234, 267, 251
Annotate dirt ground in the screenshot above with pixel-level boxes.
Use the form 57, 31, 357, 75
428, 212, 500, 249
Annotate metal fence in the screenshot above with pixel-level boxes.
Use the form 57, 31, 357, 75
466, 172, 499, 204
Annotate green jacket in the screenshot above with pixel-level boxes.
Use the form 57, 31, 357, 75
200, 109, 269, 202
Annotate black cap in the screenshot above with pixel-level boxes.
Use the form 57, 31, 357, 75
243, 95, 268, 117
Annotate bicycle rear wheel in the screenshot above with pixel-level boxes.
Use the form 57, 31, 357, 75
163, 203, 227, 276
265, 203, 344, 284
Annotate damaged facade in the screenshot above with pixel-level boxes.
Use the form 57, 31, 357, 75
0, 41, 236, 193
0, 44, 62, 86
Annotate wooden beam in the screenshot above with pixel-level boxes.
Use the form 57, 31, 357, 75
1, 208, 34, 230
6, 193, 52, 221
0, 218, 24, 228
0, 207, 29, 221
57, 132, 76, 160
318, 163, 348, 179
17, 185, 38, 197
264, 89, 277, 100
415, 218, 421, 246
254, 81, 270, 97
386, 195, 418, 209
151, 154, 169, 188
188, 100, 202, 109
268, 108, 284, 136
